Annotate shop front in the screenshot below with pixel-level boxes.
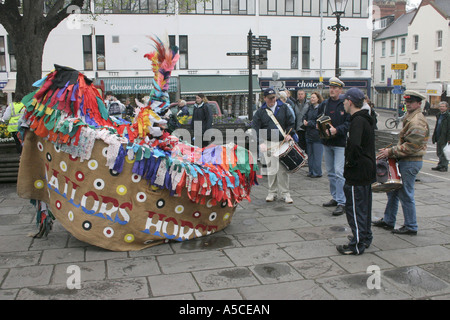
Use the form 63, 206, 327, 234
95, 77, 178, 105
260, 77, 371, 101
179, 75, 260, 117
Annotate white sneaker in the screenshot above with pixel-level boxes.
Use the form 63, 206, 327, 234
266, 194, 276, 202
284, 195, 293, 204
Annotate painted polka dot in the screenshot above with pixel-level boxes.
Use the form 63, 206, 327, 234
156, 199, 165, 209
221, 201, 227, 208
75, 171, 85, 181
136, 192, 147, 202
69, 154, 78, 161
68, 211, 74, 222
209, 212, 217, 222
34, 180, 44, 189
124, 234, 134, 243
93, 178, 105, 190
131, 174, 141, 183
109, 169, 119, 177
103, 227, 114, 238
59, 161, 68, 172
82, 221, 92, 231
102, 147, 108, 158
46, 152, 52, 162
125, 157, 135, 164
175, 205, 184, 214
116, 185, 127, 196
37, 142, 44, 152
144, 239, 154, 244
223, 213, 231, 221
206, 199, 214, 208
55, 200, 62, 210
193, 211, 201, 218
54, 144, 61, 153
87, 160, 98, 170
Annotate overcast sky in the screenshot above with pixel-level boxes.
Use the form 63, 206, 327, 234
407, 0, 421, 9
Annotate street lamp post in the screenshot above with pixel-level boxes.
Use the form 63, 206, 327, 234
327, 0, 349, 78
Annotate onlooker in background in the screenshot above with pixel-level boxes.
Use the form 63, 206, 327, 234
124, 98, 135, 119
278, 91, 296, 126
294, 90, 309, 150
431, 101, 449, 172
303, 91, 324, 178
176, 100, 190, 118
1, 94, 25, 153
106, 94, 125, 119
191, 93, 212, 148
363, 95, 378, 130
317, 77, 350, 216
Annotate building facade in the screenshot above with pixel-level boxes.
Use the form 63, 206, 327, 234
406, 0, 450, 108
0, 0, 373, 115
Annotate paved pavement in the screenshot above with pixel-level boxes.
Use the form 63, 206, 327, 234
0, 110, 449, 301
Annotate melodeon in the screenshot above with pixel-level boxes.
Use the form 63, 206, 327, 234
317, 115, 333, 139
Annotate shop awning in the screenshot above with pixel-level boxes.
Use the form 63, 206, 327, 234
426, 83, 442, 96
179, 75, 260, 96
2, 79, 16, 93
374, 86, 393, 93
97, 77, 177, 94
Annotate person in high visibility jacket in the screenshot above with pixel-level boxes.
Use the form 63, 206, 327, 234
2, 95, 25, 153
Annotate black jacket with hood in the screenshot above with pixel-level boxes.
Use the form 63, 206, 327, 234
344, 109, 376, 186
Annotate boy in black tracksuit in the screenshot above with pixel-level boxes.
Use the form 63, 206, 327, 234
337, 88, 376, 255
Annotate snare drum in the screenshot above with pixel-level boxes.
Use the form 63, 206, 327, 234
273, 141, 307, 173
372, 158, 402, 192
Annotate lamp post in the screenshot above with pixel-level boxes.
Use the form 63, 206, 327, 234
327, 0, 349, 78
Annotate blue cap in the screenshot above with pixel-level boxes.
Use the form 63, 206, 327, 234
344, 87, 365, 105
263, 88, 276, 97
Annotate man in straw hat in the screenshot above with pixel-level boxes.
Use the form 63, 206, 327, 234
373, 90, 429, 235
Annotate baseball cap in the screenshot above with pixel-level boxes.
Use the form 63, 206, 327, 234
344, 87, 365, 105
263, 88, 276, 97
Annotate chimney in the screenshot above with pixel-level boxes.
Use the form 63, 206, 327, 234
395, 1, 406, 18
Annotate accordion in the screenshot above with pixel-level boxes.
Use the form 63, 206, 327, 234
317, 115, 333, 139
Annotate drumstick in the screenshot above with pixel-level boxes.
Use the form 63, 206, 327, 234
280, 128, 293, 146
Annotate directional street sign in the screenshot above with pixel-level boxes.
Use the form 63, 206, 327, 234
391, 64, 408, 70
393, 79, 402, 86
227, 52, 248, 56
251, 36, 271, 50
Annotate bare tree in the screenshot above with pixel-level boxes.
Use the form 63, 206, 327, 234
0, 0, 201, 98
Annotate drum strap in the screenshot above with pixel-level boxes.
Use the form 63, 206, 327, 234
266, 109, 286, 138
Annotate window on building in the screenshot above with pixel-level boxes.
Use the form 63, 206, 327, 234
381, 41, 385, 57
400, 38, 406, 54
83, 35, 93, 70
390, 40, 395, 56
291, 36, 298, 69
179, 35, 188, 70
7, 36, 16, 72
412, 62, 417, 79
96, 35, 105, 70
381, 65, 385, 82
0, 36, 6, 72
413, 35, 419, 51
361, 37, 368, 70
436, 30, 442, 48
302, 36, 310, 69
286, 0, 294, 15
435, 61, 441, 79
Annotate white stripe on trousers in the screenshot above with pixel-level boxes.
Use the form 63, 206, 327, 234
351, 186, 360, 255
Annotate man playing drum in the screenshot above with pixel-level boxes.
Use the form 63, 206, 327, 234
252, 88, 296, 204
373, 90, 429, 235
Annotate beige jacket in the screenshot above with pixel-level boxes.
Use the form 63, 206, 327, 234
388, 108, 429, 161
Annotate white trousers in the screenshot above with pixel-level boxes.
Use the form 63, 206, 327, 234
264, 140, 290, 197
